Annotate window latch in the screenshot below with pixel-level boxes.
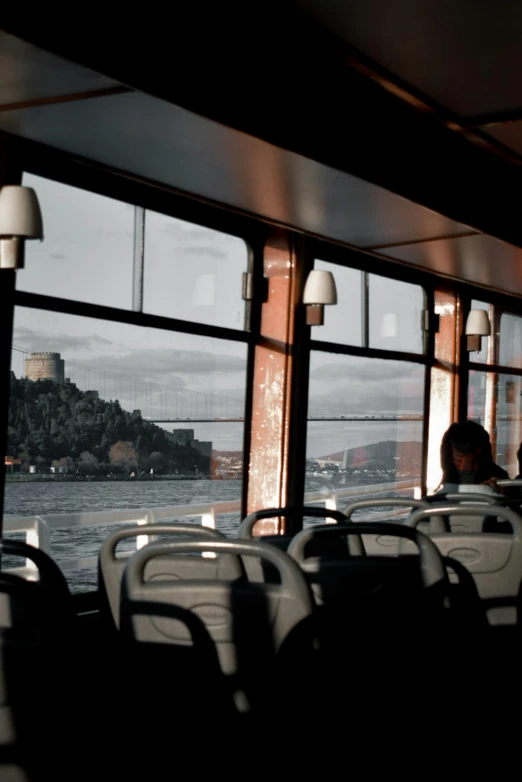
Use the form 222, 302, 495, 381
242, 272, 268, 302
421, 310, 440, 333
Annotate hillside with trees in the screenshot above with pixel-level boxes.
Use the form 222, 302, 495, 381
7, 374, 209, 476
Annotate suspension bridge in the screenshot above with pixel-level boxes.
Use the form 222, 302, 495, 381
11, 346, 422, 423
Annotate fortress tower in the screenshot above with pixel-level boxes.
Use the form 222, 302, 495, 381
24, 352, 65, 383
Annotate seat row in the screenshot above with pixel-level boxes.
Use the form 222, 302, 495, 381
0, 497, 521, 777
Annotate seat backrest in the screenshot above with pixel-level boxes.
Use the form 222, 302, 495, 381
0, 540, 74, 643
404, 504, 522, 624
424, 492, 500, 533
238, 506, 359, 581
343, 498, 432, 555
238, 505, 349, 537
99, 524, 245, 629
120, 538, 314, 677
288, 521, 447, 609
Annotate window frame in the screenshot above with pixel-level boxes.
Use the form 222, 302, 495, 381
10, 142, 266, 528
302, 238, 434, 498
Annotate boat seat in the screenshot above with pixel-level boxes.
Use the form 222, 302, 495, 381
404, 504, 522, 625
423, 491, 500, 533
342, 498, 433, 556
0, 542, 79, 780
0, 540, 75, 643
288, 521, 446, 606
99, 523, 245, 630
120, 538, 314, 706
287, 522, 458, 661
237, 506, 362, 582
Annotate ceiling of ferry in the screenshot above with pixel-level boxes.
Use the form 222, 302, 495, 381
2, 5, 522, 298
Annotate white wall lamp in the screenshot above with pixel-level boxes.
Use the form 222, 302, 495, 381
0, 185, 44, 270
303, 270, 337, 325
465, 309, 491, 353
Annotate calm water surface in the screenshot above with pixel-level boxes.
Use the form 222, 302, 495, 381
3, 476, 413, 592
4, 479, 242, 592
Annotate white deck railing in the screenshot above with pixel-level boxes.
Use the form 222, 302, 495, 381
3, 479, 418, 576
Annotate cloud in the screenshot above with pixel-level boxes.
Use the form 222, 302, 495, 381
309, 381, 424, 414
310, 361, 420, 383
181, 246, 227, 259
159, 221, 210, 239
86, 348, 245, 377
13, 327, 114, 353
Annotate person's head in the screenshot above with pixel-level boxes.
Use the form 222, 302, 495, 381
440, 420, 493, 485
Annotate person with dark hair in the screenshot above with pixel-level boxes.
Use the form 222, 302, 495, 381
438, 420, 509, 493
516, 443, 522, 480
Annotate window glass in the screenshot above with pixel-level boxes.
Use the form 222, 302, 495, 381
499, 313, 522, 370
5, 306, 247, 592
369, 275, 425, 353
143, 210, 248, 330
306, 352, 425, 508
469, 300, 490, 364
20, 173, 134, 308
468, 369, 522, 476
310, 261, 362, 346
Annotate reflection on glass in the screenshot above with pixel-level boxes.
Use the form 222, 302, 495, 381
5, 307, 247, 591
143, 210, 248, 330
311, 261, 362, 345
306, 352, 424, 498
468, 369, 522, 476
369, 275, 424, 353
20, 173, 134, 308
469, 300, 490, 364
499, 313, 522, 369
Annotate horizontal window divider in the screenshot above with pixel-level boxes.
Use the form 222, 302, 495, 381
310, 339, 428, 364
14, 291, 254, 345
468, 361, 522, 377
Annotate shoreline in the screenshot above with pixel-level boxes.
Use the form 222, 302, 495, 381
5, 474, 213, 483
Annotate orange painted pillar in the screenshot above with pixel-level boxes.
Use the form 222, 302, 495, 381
426, 288, 462, 493
246, 229, 299, 535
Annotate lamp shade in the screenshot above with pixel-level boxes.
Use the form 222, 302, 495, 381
303, 270, 337, 305
465, 309, 491, 336
0, 186, 43, 239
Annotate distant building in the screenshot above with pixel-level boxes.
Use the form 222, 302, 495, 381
192, 439, 212, 458
4, 456, 21, 473
25, 352, 65, 383
172, 429, 195, 446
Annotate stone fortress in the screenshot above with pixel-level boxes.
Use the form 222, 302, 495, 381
24, 352, 65, 383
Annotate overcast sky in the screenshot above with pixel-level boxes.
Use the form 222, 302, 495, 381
12, 173, 426, 455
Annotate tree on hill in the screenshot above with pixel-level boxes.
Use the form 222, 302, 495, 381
7, 374, 208, 476
110, 441, 137, 472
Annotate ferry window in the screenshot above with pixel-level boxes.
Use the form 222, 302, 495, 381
369, 275, 425, 354
469, 300, 491, 364
306, 352, 425, 506
499, 313, 522, 369
6, 306, 247, 593
468, 369, 522, 476
310, 261, 362, 346
143, 210, 249, 330
19, 173, 134, 309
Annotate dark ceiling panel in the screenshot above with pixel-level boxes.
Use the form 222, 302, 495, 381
482, 122, 522, 158
0, 30, 119, 105
4, 15, 522, 250
0, 91, 471, 248
286, 0, 522, 118
380, 233, 522, 294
